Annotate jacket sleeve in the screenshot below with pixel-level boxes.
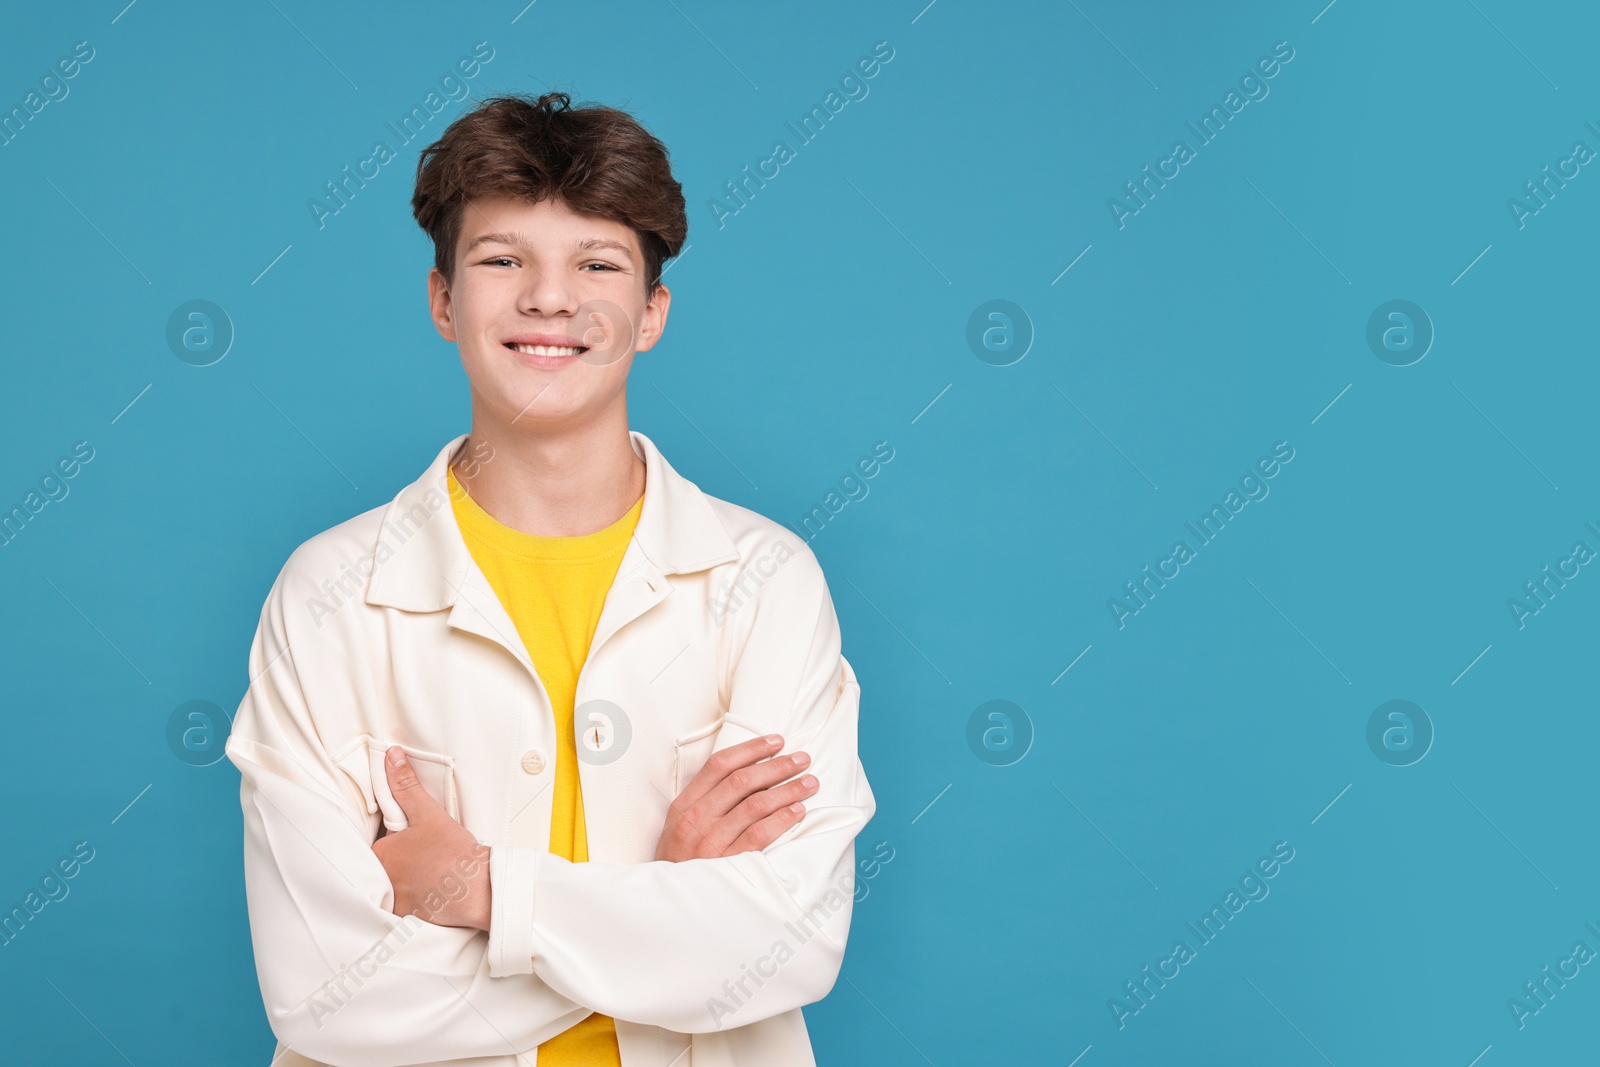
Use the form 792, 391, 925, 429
226, 556, 594, 1067
484, 538, 877, 1034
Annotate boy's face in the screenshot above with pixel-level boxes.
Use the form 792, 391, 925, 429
427, 194, 670, 433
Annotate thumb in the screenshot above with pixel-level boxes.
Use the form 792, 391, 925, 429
385, 746, 443, 824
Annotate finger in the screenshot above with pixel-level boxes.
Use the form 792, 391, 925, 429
660, 807, 727, 862
701, 750, 811, 819
385, 746, 444, 824
723, 801, 809, 856
666, 768, 814, 861
720, 772, 818, 842
666, 767, 798, 861
673, 734, 786, 811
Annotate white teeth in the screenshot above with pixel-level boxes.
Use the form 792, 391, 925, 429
510, 343, 583, 357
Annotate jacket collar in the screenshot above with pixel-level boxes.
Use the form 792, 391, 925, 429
366, 429, 741, 613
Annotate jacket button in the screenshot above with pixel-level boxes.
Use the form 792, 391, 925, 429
520, 749, 546, 775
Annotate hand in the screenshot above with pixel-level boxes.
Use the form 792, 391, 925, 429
654, 734, 819, 862
371, 746, 492, 930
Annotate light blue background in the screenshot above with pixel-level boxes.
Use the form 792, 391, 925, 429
2, 0, 1596, 1063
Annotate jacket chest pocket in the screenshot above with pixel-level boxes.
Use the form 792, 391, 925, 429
332, 734, 461, 835
671, 715, 727, 796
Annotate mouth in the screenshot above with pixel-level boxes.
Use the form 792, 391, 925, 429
505, 341, 588, 358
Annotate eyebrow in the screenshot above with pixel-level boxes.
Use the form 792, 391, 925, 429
465, 231, 635, 263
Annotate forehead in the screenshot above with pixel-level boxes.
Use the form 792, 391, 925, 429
458, 195, 639, 257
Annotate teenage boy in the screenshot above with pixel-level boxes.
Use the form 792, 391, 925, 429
226, 92, 876, 1067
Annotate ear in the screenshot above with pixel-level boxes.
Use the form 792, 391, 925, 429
634, 283, 671, 354
428, 267, 458, 343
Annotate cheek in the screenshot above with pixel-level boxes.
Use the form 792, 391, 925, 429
459, 346, 498, 384
580, 294, 646, 352
460, 288, 505, 333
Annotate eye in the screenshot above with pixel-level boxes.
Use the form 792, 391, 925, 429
482, 256, 517, 267
581, 262, 620, 272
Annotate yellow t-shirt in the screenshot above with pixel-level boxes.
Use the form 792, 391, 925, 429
448, 464, 643, 1066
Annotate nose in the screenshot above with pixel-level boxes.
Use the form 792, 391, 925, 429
518, 261, 577, 318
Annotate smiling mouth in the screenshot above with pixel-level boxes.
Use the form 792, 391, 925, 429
506, 342, 587, 357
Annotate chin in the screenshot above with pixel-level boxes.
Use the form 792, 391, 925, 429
502, 386, 586, 424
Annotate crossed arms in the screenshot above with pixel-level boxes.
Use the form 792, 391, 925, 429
226, 545, 874, 1067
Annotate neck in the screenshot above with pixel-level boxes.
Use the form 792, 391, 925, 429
450, 404, 645, 538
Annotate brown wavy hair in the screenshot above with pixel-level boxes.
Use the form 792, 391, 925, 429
412, 91, 687, 297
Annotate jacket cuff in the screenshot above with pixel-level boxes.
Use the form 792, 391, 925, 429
487, 844, 537, 978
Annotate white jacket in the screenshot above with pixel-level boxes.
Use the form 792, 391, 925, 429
226, 430, 876, 1067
